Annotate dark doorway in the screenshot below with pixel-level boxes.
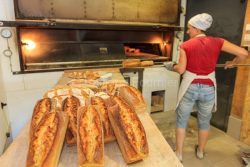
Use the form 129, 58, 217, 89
185, 0, 247, 131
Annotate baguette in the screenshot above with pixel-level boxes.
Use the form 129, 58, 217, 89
118, 86, 147, 113
108, 96, 148, 164
91, 96, 116, 143
30, 98, 52, 138
26, 111, 68, 167
63, 96, 80, 145
77, 106, 104, 167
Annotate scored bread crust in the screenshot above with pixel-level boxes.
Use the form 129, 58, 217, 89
91, 96, 115, 143
108, 96, 148, 163
118, 86, 146, 113
121, 86, 145, 104
26, 111, 68, 167
63, 96, 80, 145
113, 96, 148, 155
77, 106, 104, 166
30, 98, 51, 138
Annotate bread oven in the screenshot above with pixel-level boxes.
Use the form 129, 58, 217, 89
17, 28, 175, 72
0, 0, 182, 72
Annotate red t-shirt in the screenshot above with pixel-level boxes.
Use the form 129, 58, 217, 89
180, 36, 224, 86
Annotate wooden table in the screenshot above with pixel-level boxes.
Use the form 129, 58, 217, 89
0, 68, 183, 167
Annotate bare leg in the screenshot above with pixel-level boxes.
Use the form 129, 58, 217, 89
176, 128, 186, 157
198, 129, 209, 152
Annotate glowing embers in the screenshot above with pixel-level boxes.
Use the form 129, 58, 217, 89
21, 39, 36, 50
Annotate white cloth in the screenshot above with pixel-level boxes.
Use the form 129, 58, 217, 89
176, 70, 217, 112
188, 13, 213, 31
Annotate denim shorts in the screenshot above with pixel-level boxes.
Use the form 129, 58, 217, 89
176, 84, 215, 130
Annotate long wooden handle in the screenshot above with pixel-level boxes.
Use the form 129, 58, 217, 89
216, 64, 250, 67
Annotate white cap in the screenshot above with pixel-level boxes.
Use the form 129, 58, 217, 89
188, 13, 213, 31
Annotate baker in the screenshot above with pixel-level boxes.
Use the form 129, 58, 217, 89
165, 13, 249, 162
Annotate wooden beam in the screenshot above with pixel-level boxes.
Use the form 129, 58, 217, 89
232, 0, 250, 145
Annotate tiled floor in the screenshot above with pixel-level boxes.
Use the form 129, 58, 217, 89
150, 111, 250, 167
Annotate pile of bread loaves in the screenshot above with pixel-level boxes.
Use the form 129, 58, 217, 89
26, 74, 148, 167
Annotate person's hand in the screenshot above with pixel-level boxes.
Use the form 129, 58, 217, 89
224, 60, 236, 69
164, 62, 175, 71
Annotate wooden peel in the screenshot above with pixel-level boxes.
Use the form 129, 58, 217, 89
216, 64, 250, 67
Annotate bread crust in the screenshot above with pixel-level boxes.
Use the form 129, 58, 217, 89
30, 98, 51, 138
118, 86, 147, 113
77, 106, 104, 167
63, 96, 80, 145
140, 60, 154, 67
108, 96, 148, 164
91, 96, 115, 143
122, 59, 141, 68
26, 111, 68, 167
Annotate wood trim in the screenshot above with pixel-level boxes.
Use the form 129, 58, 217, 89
233, 0, 250, 145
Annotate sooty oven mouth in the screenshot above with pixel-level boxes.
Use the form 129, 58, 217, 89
18, 27, 173, 72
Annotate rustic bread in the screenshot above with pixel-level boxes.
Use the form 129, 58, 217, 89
62, 96, 80, 145
30, 98, 52, 138
26, 111, 68, 167
91, 96, 116, 143
99, 80, 128, 95
118, 86, 147, 113
140, 60, 154, 67
77, 106, 104, 167
108, 96, 149, 164
122, 59, 141, 68
64, 70, 100, 80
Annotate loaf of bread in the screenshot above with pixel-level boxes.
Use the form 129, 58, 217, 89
118, 86, 147, 113
140, 60, 154, 67
108, 96, 149, 164
30, 98, 52, 138
26, 111, 69, 167
100, 80, 128, 95
62, 96, 80, 145
77, 106, 104, 167
64, 70, 100, 80
91, 96, 116, 143
67, 79, 99, 90
122, 59, 141, 68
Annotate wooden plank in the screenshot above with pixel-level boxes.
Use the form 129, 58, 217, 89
241, 0, 250, 47
231, 66, 250, 117
240, 68, 250, 145
231, 0, 250, 118
231, 0, 250, 144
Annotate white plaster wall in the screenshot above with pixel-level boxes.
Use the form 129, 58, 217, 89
0, 37, 8, 154
143, 67, 180, 113
0, 0, 63, 138
122, 72, 139, 89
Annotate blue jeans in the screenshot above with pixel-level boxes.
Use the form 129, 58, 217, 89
176, 84, 215, 130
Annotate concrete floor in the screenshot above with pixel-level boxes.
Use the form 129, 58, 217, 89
150, 111, 250, 167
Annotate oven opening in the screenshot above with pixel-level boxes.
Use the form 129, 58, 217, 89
151, 90, 165, 113
18, 27, 174, 72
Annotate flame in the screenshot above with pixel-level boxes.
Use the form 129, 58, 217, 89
22, 40, 36, 50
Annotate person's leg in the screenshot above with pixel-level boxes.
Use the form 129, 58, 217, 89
198, 130, 209, 153
196, 85, 215, 158
175, 128, 186, 159
175, 85, 198, 160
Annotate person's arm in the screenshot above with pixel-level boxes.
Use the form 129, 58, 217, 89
173, 48, 187, 74
221, 40, 249, 69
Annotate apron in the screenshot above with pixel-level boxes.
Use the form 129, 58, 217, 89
176, 70, 217, 112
